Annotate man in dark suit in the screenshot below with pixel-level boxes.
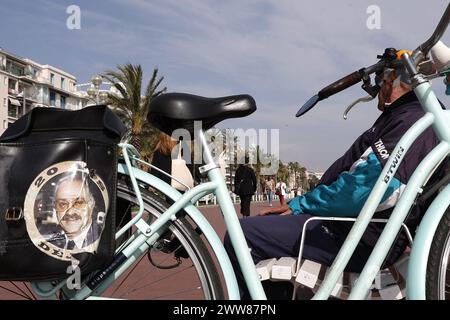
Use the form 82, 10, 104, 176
234, 155, 257, 218
52, 174, 98, 250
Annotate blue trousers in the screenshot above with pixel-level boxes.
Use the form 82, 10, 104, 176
223, 214, 374, 299
267, 191, 273, 204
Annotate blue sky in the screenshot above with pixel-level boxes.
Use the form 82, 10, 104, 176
1, 0, 449, 171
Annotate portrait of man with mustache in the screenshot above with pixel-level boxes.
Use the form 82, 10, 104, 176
52, 174, 96, 250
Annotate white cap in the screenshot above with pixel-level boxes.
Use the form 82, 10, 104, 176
430, 41, 450, 71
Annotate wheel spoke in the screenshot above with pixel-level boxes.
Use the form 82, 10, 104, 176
110, 253, 148, 297
118, 264, 196, 298
11, 282, 33, 300
0, 284, 31, 300
22, 283, 37, 300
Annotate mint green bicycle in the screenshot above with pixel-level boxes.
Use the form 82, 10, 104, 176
1, 3, 450, 300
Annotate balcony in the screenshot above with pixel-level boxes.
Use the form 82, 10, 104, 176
17, 90, 38, 103
8, 88, 18, 95
4, 67, 24, 77
5, 61, 25, 77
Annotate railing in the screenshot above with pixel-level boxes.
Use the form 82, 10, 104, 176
196, 192, 294, 206
7, 88, 18, 95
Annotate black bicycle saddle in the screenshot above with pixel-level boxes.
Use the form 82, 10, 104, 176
147, 93, 256, 135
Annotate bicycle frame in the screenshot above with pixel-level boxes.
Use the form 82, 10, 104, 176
108, 132, 266, 299
72, 82, 450, 300
29, 78, 449, 300
30, 77, 449, 301
35, 130, 264, 300
110, 71, 449, 301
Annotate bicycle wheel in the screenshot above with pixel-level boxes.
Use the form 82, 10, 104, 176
426, 207, 450, 300
97, 177, 225, 300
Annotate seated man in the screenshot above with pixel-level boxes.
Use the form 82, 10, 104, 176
224, 61, 448, 299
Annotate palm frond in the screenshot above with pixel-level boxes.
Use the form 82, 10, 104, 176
102, 63, 167, 156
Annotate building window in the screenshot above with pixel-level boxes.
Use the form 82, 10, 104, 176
61, 77, 65, 90
3, 76, 6, 85
8, 105, 17, 118
8, 79, 16, 91
50, 73, 55, 85
31, 67, 38, 79
60, 96, 66, 109
3, 120, 7, 129
49, 91, 56, 106
6, 61, 24, 76
3, 98, 6, 107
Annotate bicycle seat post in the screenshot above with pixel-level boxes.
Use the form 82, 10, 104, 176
195, 129, 221, 175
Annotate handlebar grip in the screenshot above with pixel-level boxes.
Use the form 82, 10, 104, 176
318, 70, 363, 100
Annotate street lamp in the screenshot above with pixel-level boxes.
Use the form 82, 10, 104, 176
91, 75, 102, 87
87, 74, 108, 104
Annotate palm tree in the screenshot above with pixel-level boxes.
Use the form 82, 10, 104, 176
248, 145, 263, 194
288, 161, 304, 190
103, 64, 166, 158
308, 175, 320, 190
298, 166, 308, 191
277, 161, 290, 184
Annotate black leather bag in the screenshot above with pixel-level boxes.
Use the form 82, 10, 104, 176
0, 105, 126, 281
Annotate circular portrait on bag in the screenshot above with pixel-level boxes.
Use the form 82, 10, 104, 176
24, 161, 109, 261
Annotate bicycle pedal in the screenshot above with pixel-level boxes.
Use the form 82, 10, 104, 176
271, 257, 297, 280
255, 258, 277, 281
295, 259, 322, 289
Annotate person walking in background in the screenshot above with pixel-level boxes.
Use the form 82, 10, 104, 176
275, 179, 287, 206
234, 155, 257, 218
265, 176, 275, 207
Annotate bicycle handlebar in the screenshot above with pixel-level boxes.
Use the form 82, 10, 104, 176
296, 69, 367, 117
297, 3, 450, 118
417, 3, 450, 57
296, 61, 384, 117
317, 70, 363, 100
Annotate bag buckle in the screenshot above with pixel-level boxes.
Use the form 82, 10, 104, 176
5, 207, 24, 221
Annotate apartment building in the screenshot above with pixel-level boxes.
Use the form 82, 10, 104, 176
0, 48, 88, 134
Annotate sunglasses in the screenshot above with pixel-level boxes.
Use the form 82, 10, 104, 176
375, 68, 395, 86
55, 198, 88, 211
